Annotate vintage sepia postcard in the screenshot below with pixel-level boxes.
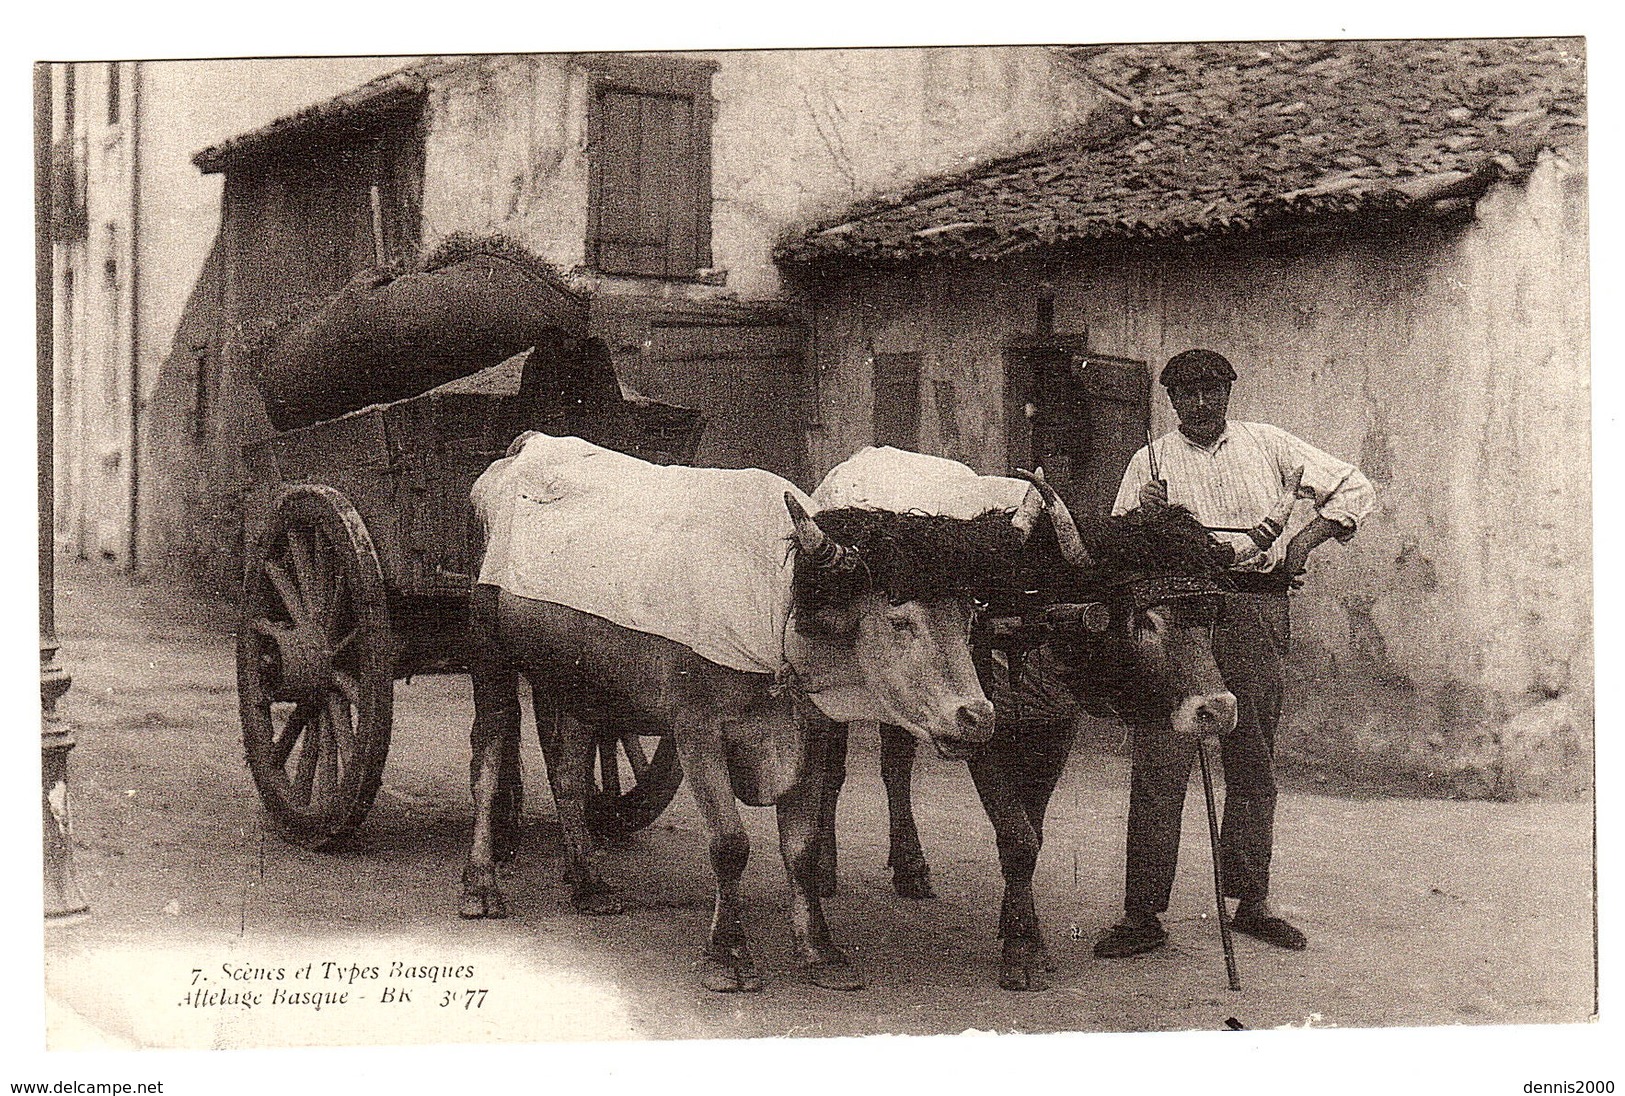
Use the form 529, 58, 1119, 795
13, 14, 1614, 1094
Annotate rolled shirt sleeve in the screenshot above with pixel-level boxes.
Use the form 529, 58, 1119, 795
1112, 446, 1154, 517
1272, 426, 1377, 539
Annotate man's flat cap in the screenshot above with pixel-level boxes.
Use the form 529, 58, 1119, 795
1160, 349, 1237, 388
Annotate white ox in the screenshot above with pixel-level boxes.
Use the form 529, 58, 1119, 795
460, 434, 1020, 991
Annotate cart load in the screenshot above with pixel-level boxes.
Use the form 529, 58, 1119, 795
254, 234, 616, 431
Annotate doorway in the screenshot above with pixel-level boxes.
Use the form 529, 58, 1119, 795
1005, 344, 1149, 523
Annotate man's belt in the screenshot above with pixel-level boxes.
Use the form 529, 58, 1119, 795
1226, 570, 1296, 596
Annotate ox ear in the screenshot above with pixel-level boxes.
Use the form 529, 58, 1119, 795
784, 493, 858, 572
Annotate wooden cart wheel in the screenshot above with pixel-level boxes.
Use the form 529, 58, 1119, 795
238, 484, 394, 849
586, 728, 682, 841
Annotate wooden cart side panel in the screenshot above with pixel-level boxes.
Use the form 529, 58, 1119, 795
383, 392, 515, 599
244, 407, 418, 595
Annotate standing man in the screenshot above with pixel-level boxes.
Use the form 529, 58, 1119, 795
1093, 348, 1376, 958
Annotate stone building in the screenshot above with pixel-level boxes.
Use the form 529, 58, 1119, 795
44, 57, 414, 573
102, 41, 1590, 796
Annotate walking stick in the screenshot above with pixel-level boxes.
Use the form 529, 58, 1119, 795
1147, 424, 1240, 990
1198, 737, 1242, 991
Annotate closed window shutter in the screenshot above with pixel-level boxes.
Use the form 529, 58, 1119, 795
873, 352, 922, 450
594, 88, 698, 277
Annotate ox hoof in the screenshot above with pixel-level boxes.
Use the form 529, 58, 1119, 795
571, 884, 626, 916
699, 946, 763, 993
459, 889, 509, 920
459, 864, 509, 919
998, 940, 1050, 991
891, 864, 935, 900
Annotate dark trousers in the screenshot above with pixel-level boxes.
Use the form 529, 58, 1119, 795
1124, 592, 1290, 917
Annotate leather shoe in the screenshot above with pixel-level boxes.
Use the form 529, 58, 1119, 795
1093, 916, 1168, 958
1229, 914, 1307, 950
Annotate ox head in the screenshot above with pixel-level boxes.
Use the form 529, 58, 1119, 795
1017, 471, 1237, 739
783, 494, 1014, 760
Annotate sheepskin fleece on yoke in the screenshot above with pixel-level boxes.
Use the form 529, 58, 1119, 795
811, 445, 1035, 518
473, 433, 806, 675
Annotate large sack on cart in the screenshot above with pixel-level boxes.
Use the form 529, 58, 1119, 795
255, 235, 617, 431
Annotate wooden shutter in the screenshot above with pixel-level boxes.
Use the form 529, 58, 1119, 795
592, 88, 699, 277
873, 352, 922, 450
1007, 347, 1148, 521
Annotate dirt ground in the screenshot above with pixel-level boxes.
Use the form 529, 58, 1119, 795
38, 555, 1596, 1055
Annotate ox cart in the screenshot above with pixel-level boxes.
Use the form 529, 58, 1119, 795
234, 268, 706, 851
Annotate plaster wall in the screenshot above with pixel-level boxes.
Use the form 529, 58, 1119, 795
799, 153, 1591, 796
418, 48, 1101, 300
54, 62, 137, 568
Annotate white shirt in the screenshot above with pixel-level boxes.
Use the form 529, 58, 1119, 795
1113, 421, 1377, 573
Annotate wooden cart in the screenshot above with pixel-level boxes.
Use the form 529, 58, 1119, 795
235, 346, 706, 850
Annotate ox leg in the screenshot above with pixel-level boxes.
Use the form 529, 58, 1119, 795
879, 723, 934, 899
1011, 717, 1077, 974
493, 726, 523, 863
533, 687, 624, 916
811, 722, 849, 897
967, 738, 1048, 990
779, 716, 865, 990
462, 658, 519, 920
676, 729, 762, 992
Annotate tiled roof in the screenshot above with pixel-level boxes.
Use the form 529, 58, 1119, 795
193, 57, 458, 174
777, 38, 1585, 265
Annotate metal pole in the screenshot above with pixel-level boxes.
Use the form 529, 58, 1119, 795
1157, 378, 1236, 987
1197, 738, 1239, 990
39, 61, 88, 924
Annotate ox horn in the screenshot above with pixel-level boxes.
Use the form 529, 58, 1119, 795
1014, 468, 1093, 569
1246, 466, 1306, 551
784, 493, 857, 571
1010, 482, 1044, 544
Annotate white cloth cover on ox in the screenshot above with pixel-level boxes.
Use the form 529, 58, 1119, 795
811, 445, 1035, 518
472, 433, 806, 677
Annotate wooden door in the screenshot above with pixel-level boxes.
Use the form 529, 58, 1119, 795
620, 322, 809, 488
1006, 346, 1149, 522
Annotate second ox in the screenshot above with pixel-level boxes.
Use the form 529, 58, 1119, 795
461, 432, 1029, 992
814, 465, 1304, 990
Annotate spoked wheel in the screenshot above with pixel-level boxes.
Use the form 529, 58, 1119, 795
586, 726, 682, 842
238, 484, 395, 849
